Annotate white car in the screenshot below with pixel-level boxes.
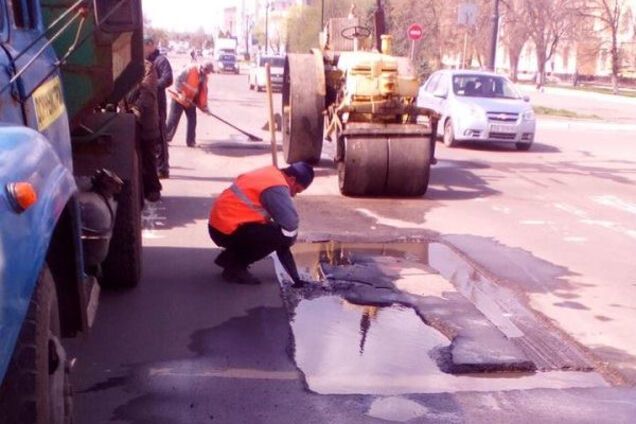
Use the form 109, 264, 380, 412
248, 55, 285, 92
417, 70, 536, 150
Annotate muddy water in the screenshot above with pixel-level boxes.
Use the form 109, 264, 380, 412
277, 241, 608, 395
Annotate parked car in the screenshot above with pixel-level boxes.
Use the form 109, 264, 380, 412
248, 55, 285, 92
216, 53, 239, 74
417, 70, 536, 150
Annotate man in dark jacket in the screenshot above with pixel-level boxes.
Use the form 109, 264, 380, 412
144, 36, 173, 179
126, 59, 162, 201
208, 162, 314, 286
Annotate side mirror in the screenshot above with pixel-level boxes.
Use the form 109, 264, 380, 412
94, 0, 142, 33
523, 95, 530, 102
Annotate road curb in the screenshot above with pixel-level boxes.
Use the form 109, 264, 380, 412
537, 119, 636, 132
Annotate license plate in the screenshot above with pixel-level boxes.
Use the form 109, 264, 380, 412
489, 123, 516, 133
33, 76, 65, 131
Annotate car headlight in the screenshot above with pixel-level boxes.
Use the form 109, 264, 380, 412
522, 109, 535, 120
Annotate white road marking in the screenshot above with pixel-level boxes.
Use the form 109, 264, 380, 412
356, 208, 428, 229
592, 195, 636, 215
563, 236, 587, 243
492, 205, 512, 214
520, 220, 546, 225
554, 203, 587, 218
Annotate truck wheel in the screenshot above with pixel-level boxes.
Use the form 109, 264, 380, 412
282, 53, 325, 164
0, 266, 73, 424
100, 147, 142, 289
443, 119, 458, 147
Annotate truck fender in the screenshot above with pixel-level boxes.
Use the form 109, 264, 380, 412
0, 126, 76, 382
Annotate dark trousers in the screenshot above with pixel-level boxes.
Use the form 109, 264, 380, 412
166, 99, 197, 146
208, 223, 294, 270
140, 136, 162, 196
156, 109, 169, 174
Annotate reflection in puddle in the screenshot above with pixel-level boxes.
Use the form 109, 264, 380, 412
285, 241, 608, 395
291, 296, 448, 394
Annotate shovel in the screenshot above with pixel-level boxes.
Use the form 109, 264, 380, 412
168, 88, 263, 142
204, 111, 263, 142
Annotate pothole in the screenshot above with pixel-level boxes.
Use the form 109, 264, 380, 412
274, 241, 608, 395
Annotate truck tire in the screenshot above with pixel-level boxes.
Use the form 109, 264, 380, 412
0, 266, 73, 424
100, 147, 143, 289
282, 53, 325, 164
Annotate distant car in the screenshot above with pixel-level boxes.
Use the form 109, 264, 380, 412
216, 53, 239, 74
417, 70, 536, 150
248, 55, 285, 92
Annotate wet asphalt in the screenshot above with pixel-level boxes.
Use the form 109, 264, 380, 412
65, 57, 636, 423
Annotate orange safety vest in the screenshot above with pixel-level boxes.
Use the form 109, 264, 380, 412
170, 64, 208, 109
209, 166, 290, 235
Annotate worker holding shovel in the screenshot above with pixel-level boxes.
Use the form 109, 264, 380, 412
165, 61, 214, 147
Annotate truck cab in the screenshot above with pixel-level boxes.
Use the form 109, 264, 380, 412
216, 50, 239, 74
0, 0, 144, 421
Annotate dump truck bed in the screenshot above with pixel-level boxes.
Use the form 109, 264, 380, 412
40, 0, 144, 128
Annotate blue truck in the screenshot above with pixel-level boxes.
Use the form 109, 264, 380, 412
0, 0, 144, 421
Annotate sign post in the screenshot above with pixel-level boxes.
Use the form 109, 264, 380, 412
407, 23, 423, 61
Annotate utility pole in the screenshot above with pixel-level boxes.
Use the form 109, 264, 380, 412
487, 0, 500, 71
321, 0, 324, 29
265, 1, 269, 54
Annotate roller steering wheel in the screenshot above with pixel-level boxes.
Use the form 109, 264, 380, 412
340, 25, 372, 41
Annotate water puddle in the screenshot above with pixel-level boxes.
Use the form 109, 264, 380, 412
277, 241, 607, 395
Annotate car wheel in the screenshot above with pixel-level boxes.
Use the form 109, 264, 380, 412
515, 141, 532, 151
443, 119, 457, 147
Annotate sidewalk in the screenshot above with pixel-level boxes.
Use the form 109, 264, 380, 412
517, 84, 636, 125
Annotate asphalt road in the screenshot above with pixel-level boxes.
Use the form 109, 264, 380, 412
66, 58, 636, 423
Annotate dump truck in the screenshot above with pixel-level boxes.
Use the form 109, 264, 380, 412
282, 18, 439, 196
0, 0, 144, 421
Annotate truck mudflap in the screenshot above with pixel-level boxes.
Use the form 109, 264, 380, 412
0, 126, 76, 382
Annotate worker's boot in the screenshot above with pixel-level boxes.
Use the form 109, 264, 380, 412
221, 267, 262, 285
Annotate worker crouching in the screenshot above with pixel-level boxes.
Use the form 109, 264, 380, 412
208, 163, 314, 286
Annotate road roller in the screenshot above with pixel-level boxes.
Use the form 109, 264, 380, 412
282, 17, 439, 196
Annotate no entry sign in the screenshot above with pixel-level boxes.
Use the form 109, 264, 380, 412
407, 23, 423, 41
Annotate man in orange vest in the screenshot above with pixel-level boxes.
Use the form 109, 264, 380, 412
208, 162, 314, 286
166, 61, 214, 147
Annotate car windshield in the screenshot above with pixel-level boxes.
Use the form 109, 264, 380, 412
221, 55, 235, 61
260, 57, 285, 67
452, 75, 520, 99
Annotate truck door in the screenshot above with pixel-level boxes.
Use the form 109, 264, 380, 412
0, 1, 23, 124
2, 0, 71, 167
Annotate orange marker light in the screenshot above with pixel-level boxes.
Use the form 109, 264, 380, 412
6, 182, 38, 212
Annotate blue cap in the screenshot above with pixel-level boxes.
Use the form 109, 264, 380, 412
285, 162, 314, 188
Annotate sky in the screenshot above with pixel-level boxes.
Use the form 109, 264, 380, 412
142, 0, 237, 32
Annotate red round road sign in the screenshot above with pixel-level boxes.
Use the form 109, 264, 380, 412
407, 23, 423, 41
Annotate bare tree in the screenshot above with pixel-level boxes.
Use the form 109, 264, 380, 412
385, 0, 463, 73
500, 0, 531, 81
577, 0, 629, 93
518, 0, 577, 88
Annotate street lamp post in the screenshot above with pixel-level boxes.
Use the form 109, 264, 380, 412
488, 0, 500, 71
